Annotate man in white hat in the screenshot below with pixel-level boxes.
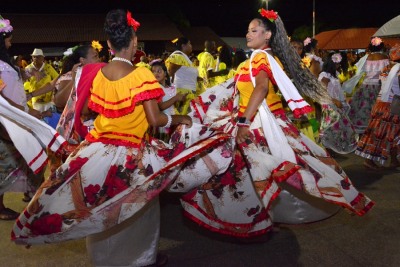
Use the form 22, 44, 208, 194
24, 48, 58, 112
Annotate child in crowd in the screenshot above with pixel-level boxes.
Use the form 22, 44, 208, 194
150, 59, 186, 141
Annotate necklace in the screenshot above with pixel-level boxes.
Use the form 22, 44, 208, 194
112, 57, 133, 66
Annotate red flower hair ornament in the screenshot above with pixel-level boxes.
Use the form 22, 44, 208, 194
259, 8, 278, 22
127, 11, 140, 31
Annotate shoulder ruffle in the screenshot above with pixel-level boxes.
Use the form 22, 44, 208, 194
166, 53, 191, 67
89, 68, 165, 118
235, 54, 277, 85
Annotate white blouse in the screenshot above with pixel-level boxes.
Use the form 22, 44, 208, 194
0, 60, 27, 107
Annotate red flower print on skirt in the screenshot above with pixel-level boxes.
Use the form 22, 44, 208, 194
31, 213, 63, 235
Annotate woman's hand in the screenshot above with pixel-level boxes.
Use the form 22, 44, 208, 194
236, 126, 250, 144
28, 108, 43, 120
174, 93, 187, 103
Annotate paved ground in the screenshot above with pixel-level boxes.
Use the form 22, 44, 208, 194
0, 152, 399, 267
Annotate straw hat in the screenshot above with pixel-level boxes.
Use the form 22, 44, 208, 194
31, 48, 44, 57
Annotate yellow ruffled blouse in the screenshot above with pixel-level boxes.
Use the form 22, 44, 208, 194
88, 67, 164, 147
165, 53, 193, 68
235, 52, 283, 115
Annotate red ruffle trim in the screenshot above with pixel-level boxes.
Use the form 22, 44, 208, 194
86, 134, 142, 148
251, 64, 277, 85
291, 105, 314, 118
271, 161, 302, 183
182, 209, 271, 238
89, 88, 164, 118
179, 160, 303, 238
350, 193, 375, 216
234, 61, 277, 86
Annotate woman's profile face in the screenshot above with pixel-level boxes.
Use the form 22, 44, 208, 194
246, 19, 269, 50
82, 48, 100, 65
5, 36, 12, 49
182, 41, 192, 55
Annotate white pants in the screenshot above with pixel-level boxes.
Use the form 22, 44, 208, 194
86, 198, 160, 267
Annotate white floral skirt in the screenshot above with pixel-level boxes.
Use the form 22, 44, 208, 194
164, 78, 374, 237
12, 131, 225, 245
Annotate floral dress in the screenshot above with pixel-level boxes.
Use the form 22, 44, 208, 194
349, 58, 389, 133
355, 63, 400, 164
318, 72, 359, 154
162, 52, 374, 238
11, 66, 223, 248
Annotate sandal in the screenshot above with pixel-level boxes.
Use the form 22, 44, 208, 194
146, 253, 168, 267
0, 207, 19, 220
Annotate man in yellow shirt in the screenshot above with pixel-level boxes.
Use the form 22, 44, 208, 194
24, 48, 58, 111
197, 40, 216, 88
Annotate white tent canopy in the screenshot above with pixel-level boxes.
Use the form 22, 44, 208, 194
373, 15, 400, 37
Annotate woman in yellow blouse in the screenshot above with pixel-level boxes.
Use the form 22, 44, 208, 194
207, 44, 234, 87
12, 9, 192, 267
168, 9, 374, 240
165, 37, 199, 115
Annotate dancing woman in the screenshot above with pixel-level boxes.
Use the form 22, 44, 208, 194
355, 44, 400, 170
164, 9, 374, 238
10, 9, 220, 267
318, 53, 359, 154
0, 15, 62, 220
46, 44, 101, 172
348, 38, 389, 134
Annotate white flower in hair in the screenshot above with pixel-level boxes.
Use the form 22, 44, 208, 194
63, 48, 74, 57
303, 37, 312, 46
0, 16, 13, 33
331, 53, 342, 63
371, 37, 383, 47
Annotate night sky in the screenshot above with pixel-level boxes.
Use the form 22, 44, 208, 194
2, 0, 399, 37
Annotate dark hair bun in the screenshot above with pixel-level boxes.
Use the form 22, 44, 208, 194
104, 9, 134, 51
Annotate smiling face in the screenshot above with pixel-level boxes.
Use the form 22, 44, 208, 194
246, 19, 271, 50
